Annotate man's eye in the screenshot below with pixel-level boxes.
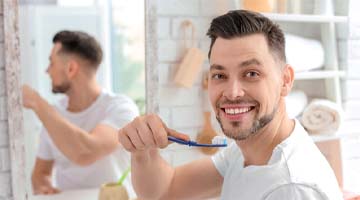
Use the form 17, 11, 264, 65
212, 74, 225, 80
245, 71, 259, 78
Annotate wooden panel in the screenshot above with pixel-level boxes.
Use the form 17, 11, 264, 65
3, 0, 28, 199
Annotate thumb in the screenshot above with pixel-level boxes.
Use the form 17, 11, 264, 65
166, 127, 190, 141
159, 117, 190, 141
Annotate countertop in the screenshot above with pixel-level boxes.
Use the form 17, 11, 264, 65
30, 188, 99, 200
29, 188, 137, 200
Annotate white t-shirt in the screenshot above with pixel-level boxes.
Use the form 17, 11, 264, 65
37, 90, 139, 190
212, 120, 343, 200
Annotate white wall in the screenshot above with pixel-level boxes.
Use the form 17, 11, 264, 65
339, 0, 360, 191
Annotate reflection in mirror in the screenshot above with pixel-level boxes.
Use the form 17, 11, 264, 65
19, 1, 144, 199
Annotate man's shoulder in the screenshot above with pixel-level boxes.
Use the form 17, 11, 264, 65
272, 122, 342, 199
101, 91, 136, 107
99, 91, 139, 114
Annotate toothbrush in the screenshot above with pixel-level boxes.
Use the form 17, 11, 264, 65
168, 135, 227, 147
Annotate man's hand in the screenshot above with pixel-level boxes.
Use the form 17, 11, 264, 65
118, 114, 189, 153
22, 84, 41, 110
33, 184, 60, 195
32, 158, 60, 195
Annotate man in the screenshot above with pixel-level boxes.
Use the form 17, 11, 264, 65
23, 30, 139, 195
118, 10, 343, 199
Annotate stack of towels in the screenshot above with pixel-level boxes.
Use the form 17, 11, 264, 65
301, 99, 343, 135
286, 91, 343, 135
285, 34, 324, 72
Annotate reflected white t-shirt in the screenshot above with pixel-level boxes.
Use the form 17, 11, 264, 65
212, 120, 343, 200
37, 90, 139, 190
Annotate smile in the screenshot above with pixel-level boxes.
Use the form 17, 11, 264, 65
224, 107, 252, 115
221, 105, 256, 117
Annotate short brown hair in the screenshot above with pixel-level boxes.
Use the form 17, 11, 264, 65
207, 10, 286, 63
53, 30, 103, 69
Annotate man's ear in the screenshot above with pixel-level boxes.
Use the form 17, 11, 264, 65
65, 60, 79, 79
280, 64, 295, 97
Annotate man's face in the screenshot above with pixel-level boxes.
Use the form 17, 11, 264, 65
208, 34, 283, 140
46, 43, 71, 94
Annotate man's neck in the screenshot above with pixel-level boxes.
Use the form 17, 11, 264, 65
236, 106, 295, 167
66, 79, 102, 112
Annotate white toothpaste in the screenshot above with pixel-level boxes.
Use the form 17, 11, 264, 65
212, 136, 227, 145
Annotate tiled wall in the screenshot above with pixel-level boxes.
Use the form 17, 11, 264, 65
156, 0, 232, 166
0, 1, 14, 199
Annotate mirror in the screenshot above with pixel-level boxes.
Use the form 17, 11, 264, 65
18, 0, 148, 198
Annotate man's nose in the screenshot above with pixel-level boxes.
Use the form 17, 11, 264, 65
46, 66, 50, 73
223, 80, 245, 100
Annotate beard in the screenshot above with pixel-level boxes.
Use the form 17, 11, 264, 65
52, 81, 71, 94
215, 99, 277, 141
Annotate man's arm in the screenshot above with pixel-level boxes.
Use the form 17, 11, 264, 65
32, 158, 60, 195
23, 85, 120, 166
119, 114, 223, 199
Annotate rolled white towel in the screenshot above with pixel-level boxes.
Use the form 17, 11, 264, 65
301, 99, 343, 135
285, 34, 324, 72
286, 90, 308, 118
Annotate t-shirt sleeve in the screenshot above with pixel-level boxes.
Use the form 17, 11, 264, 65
263, 184, 327, 200
37, 128, 54, 160
211, 142, 237, 177
100, 96, 139, 130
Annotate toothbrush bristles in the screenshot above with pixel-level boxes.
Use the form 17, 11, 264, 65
212, 136, 227, 145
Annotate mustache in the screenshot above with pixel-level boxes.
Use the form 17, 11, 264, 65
216, 98, 258, 108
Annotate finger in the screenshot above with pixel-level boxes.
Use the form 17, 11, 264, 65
127, 121, 146, 150
147, 114, 168, 148
135, 117, 156, 147
119, 128, 136, 152
43, 188, 51, 195
51, 187, 61, 194
157, 117, 190, 141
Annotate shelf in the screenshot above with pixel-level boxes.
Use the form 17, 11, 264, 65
262, 13, 348, 23
311, 132, 360, 143
295, 70, 346, 80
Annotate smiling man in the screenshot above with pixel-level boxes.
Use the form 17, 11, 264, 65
118, 10, 342, 200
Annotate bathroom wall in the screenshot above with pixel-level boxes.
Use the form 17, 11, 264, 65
340, 0, 360, 191
156, 0, 232, 166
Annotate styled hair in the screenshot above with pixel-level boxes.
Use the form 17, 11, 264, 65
53, 30, 103, 69
207, 10, 286, 63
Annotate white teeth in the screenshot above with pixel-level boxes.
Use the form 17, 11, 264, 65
224, 107, 251, 115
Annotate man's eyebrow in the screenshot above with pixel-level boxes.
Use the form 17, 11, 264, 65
210, 59, 262, 71
239, 58, 262, 68
210, 64, 224, 71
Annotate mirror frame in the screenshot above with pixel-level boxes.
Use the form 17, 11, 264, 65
5, 0, 159, 199
3, 0, 28, 199
145, 0, 159, 114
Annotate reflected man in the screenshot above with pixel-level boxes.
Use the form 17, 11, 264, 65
23, 30, 138, 195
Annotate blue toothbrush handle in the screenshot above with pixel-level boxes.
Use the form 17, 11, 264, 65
168, 136, 227, 147
168, 136, 189, 145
